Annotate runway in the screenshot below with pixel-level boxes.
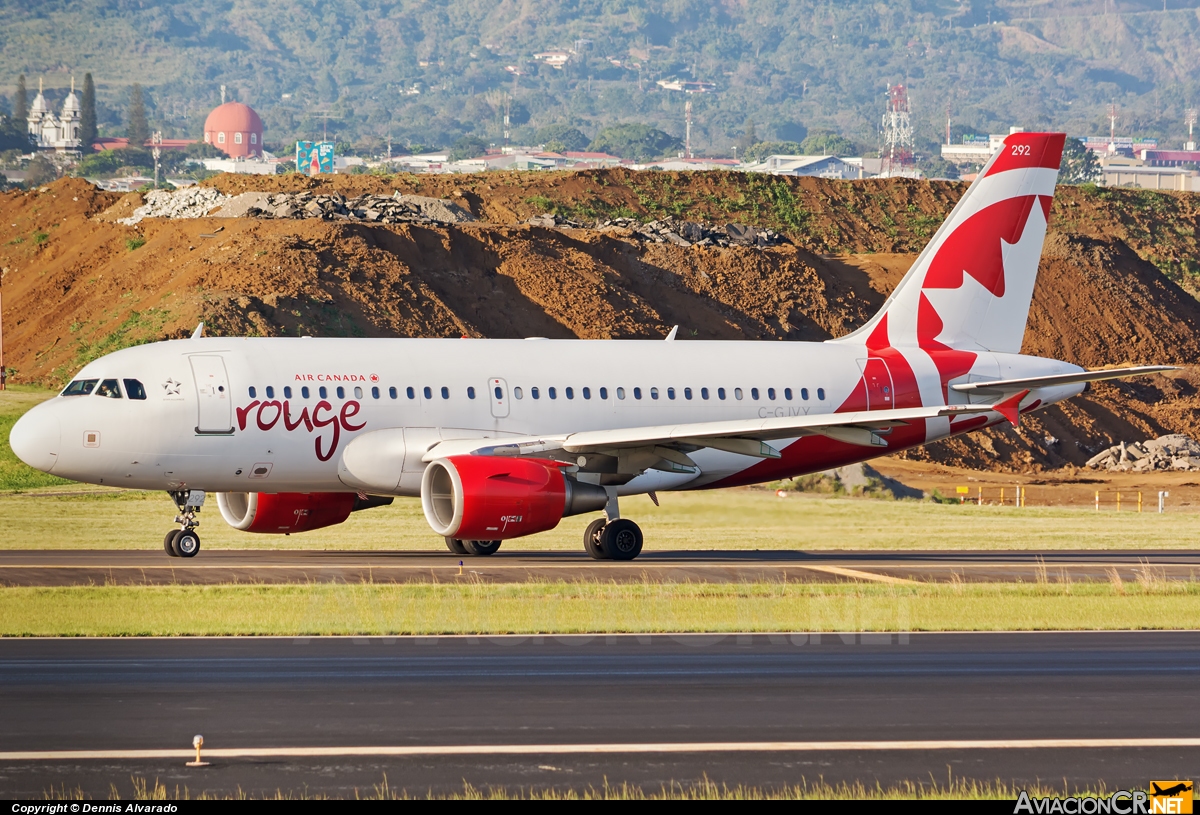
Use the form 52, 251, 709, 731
0, 632, 1197, 797
1, 548, 1197, 585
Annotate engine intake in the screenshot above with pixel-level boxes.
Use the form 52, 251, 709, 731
421, 456, 607, 540
216, 491, 388, 534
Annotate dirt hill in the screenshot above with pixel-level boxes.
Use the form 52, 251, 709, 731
3, 172, 1198, 473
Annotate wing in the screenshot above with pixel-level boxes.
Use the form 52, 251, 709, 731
424, 394, 1027, 473
950, 365, 1179, 395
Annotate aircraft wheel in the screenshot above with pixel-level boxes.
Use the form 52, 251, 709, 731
175, 529, 201, 558
583, 518, 608, 560
164, 530, 181, 558
601, 519, 642, 562
463, 539, 501, 556
445, 537, 468, 555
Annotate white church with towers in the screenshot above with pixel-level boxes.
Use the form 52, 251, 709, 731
27, 77, 83, 152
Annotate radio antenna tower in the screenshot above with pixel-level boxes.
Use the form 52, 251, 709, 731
880, 84, 914, 176
1186, 109, 1197, 151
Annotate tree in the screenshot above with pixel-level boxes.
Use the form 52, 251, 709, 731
79, 73, 97, 151
1059, 137, 1101, 184
534, 124, 589, 152
126, 83, 149, 146
588, 124, 681, 161
741, 141, 804, 162
450, 134, 488, 161
800, 131, 855, 156
735, 119, 757, 156
25, 154, 58, 186
13, 75, 27, 123
918, 155, 960, 180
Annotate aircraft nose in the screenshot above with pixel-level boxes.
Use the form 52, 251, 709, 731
9, 404, 61, 474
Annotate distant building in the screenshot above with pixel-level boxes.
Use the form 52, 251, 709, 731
26, 77, 81, 152
1139, 149, 1200, 167
655, 79, 716, 93
632, 157, 740, 171
1102, 164, 1197, 191
92, 137, 195, 152
201, 157, 277, 175
742, 155, 865, 180
533, 51, 571, 69
203, 102, 264, 158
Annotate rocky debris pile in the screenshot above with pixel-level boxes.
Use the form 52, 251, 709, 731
823, 462, 925, 499
1085, 434, 1200, 472
118, 187, 229, 225
239, 191, 476, 224
526, 213, 788, 247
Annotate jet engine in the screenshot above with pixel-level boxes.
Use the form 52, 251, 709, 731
421, 456, 607, 540
216, 491, 391, 534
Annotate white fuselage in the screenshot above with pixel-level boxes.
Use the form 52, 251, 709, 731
14, 336, 1084, 497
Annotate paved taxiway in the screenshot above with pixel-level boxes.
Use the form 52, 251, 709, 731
1, 548, 1198, 585
0, 632, 1197, 797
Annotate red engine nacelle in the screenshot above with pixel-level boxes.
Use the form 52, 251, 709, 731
216, 491, 358, 534
421, 456, 608, 541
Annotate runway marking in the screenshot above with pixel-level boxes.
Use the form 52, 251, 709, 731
4, 738, 1200, 761
1, 562, 1196, 570
799, 566, 919, 585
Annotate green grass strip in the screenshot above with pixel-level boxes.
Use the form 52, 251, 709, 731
4, 581, 1199, 637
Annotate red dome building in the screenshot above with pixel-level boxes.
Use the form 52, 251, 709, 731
203, 102, 264, 158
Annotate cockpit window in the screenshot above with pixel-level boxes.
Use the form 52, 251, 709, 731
123, 379, 147, 400
95, 379, 122, 398
61, 379, 98, 396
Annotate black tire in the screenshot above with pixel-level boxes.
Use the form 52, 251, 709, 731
164, 529, 181, 558
601, 519, 643, 561
462, 539, 501, 556
583, 518, 608, 560
445, 537, 468, 555
175, 529, 201, 558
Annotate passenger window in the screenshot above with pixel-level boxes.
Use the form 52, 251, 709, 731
467, 386, 476, 399
123, 379, 147, 400
751, 387, 760, 400
566, 387, 574, 400
438, 386, 447, 399
701, 387, 710, 400
336, 386, 345, 399
817, 388, 826, 400
388, 387, 396, 399
407, 387, 415, 399
582, 387, 591, 399
634, 387, 642, 400
319, 386, 328, 399
600, 387, 609, 399
266, 386, 275, 399
248, 386, 257, 398
532, 387, 540, 400
549, 387, 557, 399
372, 386, 381, 399
801, 388, 809, 400
354, 386, 363, 399
616, 387, 626, 400
96, 379, 122, 398
734, 388, 743, 400
785, 388, 793, 400
651, 387, 659, 400
768, 388, 776, 400
515, 387, 523, 399
62, 379, 99, 396
718, 387, 726, 400
284, 386, 293, 399
494, 386, 503, 399
684, 387, 692, 400
423, 386, 432, 399
668, 387, 676, 400
302, 386, 311, 399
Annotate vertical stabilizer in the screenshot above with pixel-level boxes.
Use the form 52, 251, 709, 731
836, 132, 1065, 355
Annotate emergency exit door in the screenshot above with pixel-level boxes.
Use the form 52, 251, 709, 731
190, 355, 233, 434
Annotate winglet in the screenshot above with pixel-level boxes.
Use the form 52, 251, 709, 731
665, 325, 678, 341
993, 388, 1031, 427
190, 322, 205, 340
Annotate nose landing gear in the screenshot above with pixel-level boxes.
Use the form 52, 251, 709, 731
165, 490, 204, 558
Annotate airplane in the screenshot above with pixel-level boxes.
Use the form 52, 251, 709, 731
9, 131, 1175, 560
1151, 782, 1193, 797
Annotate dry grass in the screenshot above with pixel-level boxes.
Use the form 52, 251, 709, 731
3, 580, 1199, 637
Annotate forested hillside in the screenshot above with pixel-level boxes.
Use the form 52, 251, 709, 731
3, 1, 1200, 156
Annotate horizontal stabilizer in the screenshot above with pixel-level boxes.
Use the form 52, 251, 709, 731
950, 365, 1179, 394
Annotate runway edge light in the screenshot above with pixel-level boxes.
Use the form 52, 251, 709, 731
186, 734, 210, 767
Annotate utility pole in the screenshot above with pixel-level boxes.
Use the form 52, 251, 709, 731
0, 286, 5, 390
685, 98, 693, 159
1108, 101, 1118, 153
152, 131, 162, 189
1186, 109, 1197, 151
946, 104, 951, 145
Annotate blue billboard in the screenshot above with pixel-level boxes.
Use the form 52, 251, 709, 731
296, 141, 335, 174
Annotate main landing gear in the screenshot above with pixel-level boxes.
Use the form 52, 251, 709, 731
445, 538, 502, 556
583, 492, 643, 561
165, 489, 204, 558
